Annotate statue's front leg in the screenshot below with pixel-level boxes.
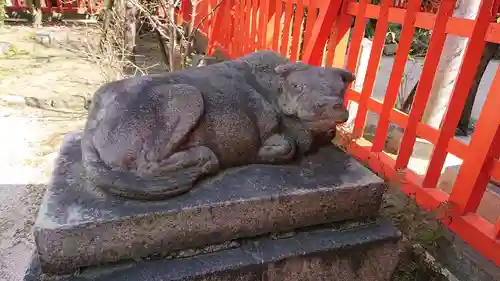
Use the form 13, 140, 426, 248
257, 134, 296, 164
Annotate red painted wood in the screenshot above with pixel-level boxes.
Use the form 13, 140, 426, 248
207, 0, 231, 56
280, 0, 293, 56
258, 0, 270, 49
344, 0, 369, 81
290, 0, 304, 61
448, 64, 500, 214
324, 0, 351, 67
241, 0, 250, 55
423, 0, 494, 189
352, 0, 391, 138
250, 0, 259, 52
345, 89, 500, 181
303, 0, 318, 45
371, 0, 420, 152
273, 0, 283, 51
324, 23, 338, 67
302, 0, 342, 66
347, 3, 500, 44
347, 141, 500, 266
236, 0, 246, 56
329, 1, 353, 66
395, 0, 456, 170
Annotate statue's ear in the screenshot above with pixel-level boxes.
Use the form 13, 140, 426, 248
333, 68, 356, 84
275, 61, 310, 77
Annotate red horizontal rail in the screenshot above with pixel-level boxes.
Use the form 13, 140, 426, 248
347, 2, 500, 44
6, 0, 102, 13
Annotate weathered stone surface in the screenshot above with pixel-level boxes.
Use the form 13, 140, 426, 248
82, 50, 355, 200
56, 219, 401, 281
35, 131, 386, 273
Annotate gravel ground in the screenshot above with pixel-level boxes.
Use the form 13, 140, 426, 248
0, 24, 106, 281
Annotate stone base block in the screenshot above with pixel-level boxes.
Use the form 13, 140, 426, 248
49, 219, 401, 281
34, 132, 386, 273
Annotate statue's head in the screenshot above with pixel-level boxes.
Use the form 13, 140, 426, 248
275, 62, 355, 133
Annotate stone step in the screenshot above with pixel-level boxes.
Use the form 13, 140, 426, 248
34, 132, 387, 273
56, 219, 401, 281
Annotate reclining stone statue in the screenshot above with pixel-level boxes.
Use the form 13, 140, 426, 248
82, 50, 355, 200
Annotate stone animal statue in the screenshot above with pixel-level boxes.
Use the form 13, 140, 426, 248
82, 50, 355, 200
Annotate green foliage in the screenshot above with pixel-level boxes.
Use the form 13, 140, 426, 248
364, 20, 430, 57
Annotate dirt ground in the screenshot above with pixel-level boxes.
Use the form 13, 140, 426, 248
0, 24, 113, 281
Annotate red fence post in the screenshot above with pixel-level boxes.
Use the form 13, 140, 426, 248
279, 0, 293, 56
422, 0, 495, 189
448, 65, 500, 215
289, 0, 304, 61
395, 0, 457, 169
302, 0, 343, 66
371, 0, 420, 152
207, 0, 232, 56
344, 0, 368, 91
272, 0, 283, 51
351, 0, 391, 138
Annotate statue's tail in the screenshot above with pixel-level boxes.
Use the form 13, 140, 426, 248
81, 139, 195, 201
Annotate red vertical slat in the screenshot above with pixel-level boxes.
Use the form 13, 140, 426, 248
352, 0, 392, 138
303, 0, 318, 44
280, 0, 294, 56
258, 0, 270, 49
229, 3, 238, 57
272, 0, 283, 51
181, 0, 192, 23
241, 0, 250, 55
423, 0, 495, 189
447, 67, 500, 214
324, 25, 338, 67
324, 0, 349, 67
302, 0, 342, 66
371, 0, 420, 152
207, 0, 231, 56
207, 0, 217, 38
250, 0, 258, 52
236, 0, 246, 57
395, 0, 457, 169
290, 0, 304, 61
344, 0, 369, 81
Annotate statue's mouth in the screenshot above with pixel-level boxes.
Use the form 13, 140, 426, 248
303, 118, 345, 132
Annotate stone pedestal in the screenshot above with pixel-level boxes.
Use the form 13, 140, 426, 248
29, 132, 402, 280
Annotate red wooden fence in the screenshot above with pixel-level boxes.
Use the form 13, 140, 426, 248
183, 0, 500, 266
6, 0, 102, 13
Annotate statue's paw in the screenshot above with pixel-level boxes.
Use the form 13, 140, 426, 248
196, 146, 220, 174
258, 134, 296, 163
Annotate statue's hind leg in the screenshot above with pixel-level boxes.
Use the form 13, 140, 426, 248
136, 146, 219, 198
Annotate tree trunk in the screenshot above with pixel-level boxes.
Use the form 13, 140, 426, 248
184, 0, 198, 66
400, 42, 498, 136
456, 41, 498, 136
421, 0, 481, 129
100, 0, 116, 53
32, 0, 42, 28
156, 28, 171, 69
168, 0, 176, 71
124, 0, 137, 65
